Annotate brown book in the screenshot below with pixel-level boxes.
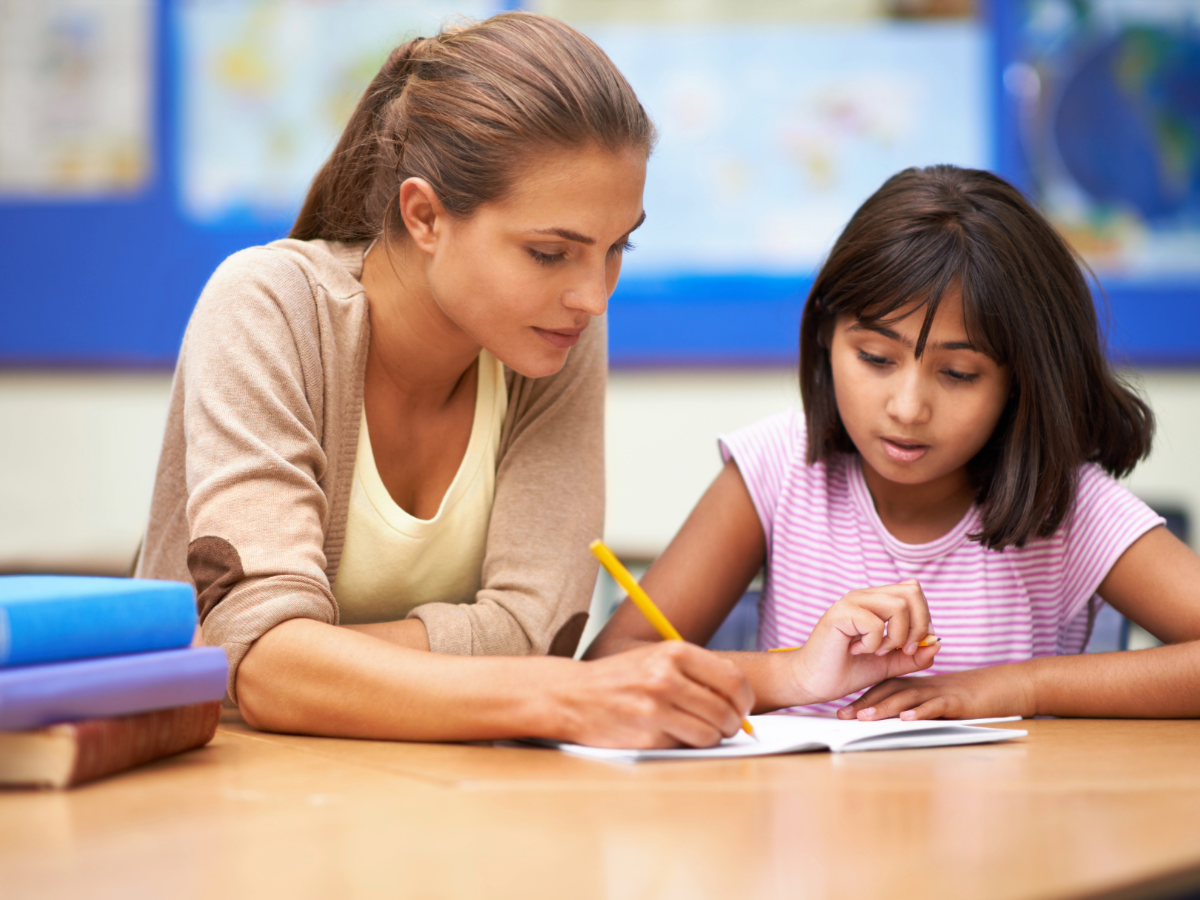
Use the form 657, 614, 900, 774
0, 701, 221, 788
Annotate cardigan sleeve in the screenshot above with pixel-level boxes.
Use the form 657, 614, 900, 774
408, 315, 607, 659
174, 249, 345, 700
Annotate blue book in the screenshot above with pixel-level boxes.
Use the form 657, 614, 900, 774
0, 576, 196, 667
0, 647, 228, 730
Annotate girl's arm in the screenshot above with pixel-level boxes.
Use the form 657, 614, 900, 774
839, 525, 1200, 720
237, 616, 754, 747
586, 460, 941, 712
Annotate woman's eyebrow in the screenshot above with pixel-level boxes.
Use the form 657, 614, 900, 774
849, 322, 978, 353
529, 211, 647, 246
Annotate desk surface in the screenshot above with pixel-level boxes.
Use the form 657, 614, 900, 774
2, 715, 1199, 900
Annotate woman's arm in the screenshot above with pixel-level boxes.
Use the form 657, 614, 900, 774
587, 460, 941, 712
237, 617, 753, 747
839, 525, 1200, 720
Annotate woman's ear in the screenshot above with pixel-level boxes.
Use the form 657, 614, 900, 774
397, 177, 445, 254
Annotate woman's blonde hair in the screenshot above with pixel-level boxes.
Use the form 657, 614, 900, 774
291, 11, 655, 243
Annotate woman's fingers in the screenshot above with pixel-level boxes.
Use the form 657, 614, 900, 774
621, 642, 752, 747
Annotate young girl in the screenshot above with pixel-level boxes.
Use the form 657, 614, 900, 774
136, 12, 912, 749
589, 164, 1200, 721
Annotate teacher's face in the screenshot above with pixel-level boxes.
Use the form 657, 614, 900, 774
424, 144, 647, 378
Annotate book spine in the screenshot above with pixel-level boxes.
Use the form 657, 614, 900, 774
0, 647, 228, 730
2, 582, 197, 667
66, 701, 222, 787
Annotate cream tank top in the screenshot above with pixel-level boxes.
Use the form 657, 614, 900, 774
332, 350, 507, 624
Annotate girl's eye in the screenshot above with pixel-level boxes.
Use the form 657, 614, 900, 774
528, 248, 566, 266
943, 368, 980, 383
608, 239, 635, 258
858, 349, 891, 367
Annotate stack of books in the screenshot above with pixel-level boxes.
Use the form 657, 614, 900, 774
0, 576, 228, 788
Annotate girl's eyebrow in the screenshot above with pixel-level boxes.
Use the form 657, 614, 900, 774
529, 211, 647, 246
849, 322, 978, 353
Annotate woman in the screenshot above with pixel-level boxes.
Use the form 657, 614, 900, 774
136, 12, 753, 748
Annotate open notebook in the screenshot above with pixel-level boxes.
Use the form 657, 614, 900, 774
531, 715, 1026, 762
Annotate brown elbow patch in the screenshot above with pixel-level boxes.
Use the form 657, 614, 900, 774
548, 612, 589, 658
187, 536, 245, 622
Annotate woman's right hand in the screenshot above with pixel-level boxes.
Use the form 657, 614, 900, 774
551, 641, 754, 749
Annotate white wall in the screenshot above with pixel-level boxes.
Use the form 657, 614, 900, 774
1, 367, 1198, 573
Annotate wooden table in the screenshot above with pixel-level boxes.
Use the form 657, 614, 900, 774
1, 714, 1198, 900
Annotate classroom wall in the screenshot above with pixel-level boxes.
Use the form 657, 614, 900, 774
2, 366, 1198, 574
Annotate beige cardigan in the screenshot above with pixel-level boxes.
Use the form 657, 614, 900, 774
136, 239, 605, 700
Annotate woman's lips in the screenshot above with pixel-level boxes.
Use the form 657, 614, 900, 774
533, 326, 584, 349
881, 437, 929, 463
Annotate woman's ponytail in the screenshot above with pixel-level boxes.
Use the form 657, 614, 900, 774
289, 14, 654, 244
289, 38, 426, 242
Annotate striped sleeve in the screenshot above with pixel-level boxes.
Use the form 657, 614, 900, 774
1058, 464, 1165, 624
718, 409, 801, 547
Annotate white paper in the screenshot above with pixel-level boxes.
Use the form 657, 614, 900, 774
534, 715, 1025, 762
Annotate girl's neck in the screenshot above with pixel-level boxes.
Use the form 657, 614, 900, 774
360, 238, 482, 410
859, 458, 977, 545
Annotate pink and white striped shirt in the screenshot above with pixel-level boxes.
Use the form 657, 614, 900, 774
720, 408, 1163, 715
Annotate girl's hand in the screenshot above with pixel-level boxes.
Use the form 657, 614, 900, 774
788, 580, 941, 705
554, 641, 755, 749
836, 663, 1038, 721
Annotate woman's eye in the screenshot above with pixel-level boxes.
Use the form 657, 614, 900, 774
528, 248, 566, 266
943, 368, 979, 383
858, 349, 891, 367
608, 239, 635, 258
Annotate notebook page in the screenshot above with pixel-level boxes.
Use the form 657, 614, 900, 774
533, 715, 1024, 762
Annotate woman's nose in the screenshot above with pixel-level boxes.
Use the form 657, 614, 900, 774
564, 267, 609, 317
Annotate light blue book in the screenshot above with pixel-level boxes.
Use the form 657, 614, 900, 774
0, 576, 196, 667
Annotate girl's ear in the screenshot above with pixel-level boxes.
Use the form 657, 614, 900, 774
397, 177, 446, 254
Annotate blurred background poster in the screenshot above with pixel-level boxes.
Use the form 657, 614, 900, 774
1004, 0, 1200, 279
177, 0, 493, 226
0, 0, 152, 197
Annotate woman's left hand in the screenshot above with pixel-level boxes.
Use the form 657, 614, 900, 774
836, 663, 1038, 721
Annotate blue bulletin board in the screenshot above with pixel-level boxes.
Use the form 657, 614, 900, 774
2, 0, 1198, 368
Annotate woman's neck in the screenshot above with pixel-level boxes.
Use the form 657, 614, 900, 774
859, 458, 977, 545
360, 238, 482, 410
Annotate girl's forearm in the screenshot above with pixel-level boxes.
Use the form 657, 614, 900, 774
1027, 640, 1200, 718
236, 618, 574, 742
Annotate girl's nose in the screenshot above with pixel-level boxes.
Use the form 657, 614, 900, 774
887, 371, 931, 425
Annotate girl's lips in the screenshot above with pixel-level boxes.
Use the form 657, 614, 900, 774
533, 326, 584, 349
881, 437, 929, 463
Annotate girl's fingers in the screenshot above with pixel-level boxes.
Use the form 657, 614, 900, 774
897, 580, 934, 653
898, 697, 947, 721
856, 689, 921, 719
835, 677, 912, 717
845, 609, 887, 655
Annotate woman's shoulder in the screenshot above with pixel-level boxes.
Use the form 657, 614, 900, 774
203, 239, 368, 306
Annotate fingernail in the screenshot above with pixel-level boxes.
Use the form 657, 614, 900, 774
859, 707, 875, 718
905, 643, 917, 654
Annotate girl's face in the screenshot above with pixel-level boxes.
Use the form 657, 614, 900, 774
829, 289, 1011, 491
424, 144, 647, 378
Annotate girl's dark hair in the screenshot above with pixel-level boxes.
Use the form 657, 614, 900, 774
291, 12, 655, 243
799, 165, 1154, 550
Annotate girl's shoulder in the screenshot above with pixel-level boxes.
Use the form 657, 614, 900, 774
718, 407, 808, 474
718, 408, 832, 529
1003, 462, 1164, 573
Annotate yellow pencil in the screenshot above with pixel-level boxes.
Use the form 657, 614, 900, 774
588, 539, 757, 741
767, 637, 942, 652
